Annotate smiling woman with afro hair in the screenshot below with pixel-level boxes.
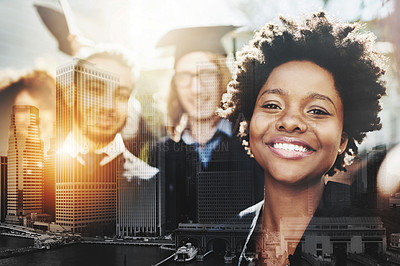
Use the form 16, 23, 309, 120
219, 11, 386, 176
218, 11, 387, 265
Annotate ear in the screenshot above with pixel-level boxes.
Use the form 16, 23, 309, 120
338, 132, 348, 155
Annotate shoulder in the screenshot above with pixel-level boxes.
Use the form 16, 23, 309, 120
219, 134, 245, 152
315, 181, 352, 216
323, 180, 351, 193
152, 136, 188, 153
122, 149, 159, 181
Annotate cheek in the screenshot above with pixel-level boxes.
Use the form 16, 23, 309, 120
318, 123, 343, 153
176, 90, 190, 111
176, 88, 187, 101
80, 98, 95, 110
249, 113, 268, 153
250, 112, 272, 138
204, 94, 220, 115
116, 102, 128, 117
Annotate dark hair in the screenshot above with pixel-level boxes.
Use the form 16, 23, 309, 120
86, 48, 137, 85
0, 70, 56, 152
219, 11, 386, 175
0, 70, 55, 106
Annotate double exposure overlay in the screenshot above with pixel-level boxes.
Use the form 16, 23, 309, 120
0, 1, 399, 265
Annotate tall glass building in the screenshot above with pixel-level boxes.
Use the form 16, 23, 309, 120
6, 105, 44, 224
117, 95, 164, 237
56, 59, 119, 234
1, 156, 7, 222
44, 134, 56, 221
56, 59, 163, 236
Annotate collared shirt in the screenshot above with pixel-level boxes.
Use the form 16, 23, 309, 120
238, 200, 264, 265
181, 118, 232, 168
61, 132, 158, 181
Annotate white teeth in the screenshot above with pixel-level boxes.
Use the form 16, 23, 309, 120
273, 143, 308, 152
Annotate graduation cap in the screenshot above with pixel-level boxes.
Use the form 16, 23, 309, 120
156, 25, 237, 61
34, 0, 93, 56
34, 4, 72, 55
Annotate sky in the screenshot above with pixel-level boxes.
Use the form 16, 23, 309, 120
0, 0, 393, 72
0, 0, 395, 155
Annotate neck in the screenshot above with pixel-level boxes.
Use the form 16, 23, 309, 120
263, 174, 325, 232
188, 116, 220, 146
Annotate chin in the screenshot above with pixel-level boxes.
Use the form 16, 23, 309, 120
88, 129, 118, 142
267, 167, 322, 186
193, 113, 216, 120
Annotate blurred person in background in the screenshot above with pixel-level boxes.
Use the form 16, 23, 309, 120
0, 70, 56, 154
56, 50, 158, 235
85, 49, 154, 162
153, 26, 264, 232
34, 2, 153, 162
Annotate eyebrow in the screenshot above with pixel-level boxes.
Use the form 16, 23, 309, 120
307, 93, 335, 106
259, 88, 336, 106
115, 86, 132, 94
258, 88, 287, 98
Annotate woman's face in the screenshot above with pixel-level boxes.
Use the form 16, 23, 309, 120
174, 51, 220, 120
249, 60, 348, 185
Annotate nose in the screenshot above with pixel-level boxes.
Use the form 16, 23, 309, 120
275, 110, 307, 133
190, 75, 201, 94
103, 89, 115, 109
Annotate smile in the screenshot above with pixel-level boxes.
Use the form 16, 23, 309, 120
272, 143, 310, 152
266, 137, 315, 159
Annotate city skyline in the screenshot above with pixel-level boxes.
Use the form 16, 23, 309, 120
0, 58, 398, 265
0, 1, 399, 263
6, 105, 44, 225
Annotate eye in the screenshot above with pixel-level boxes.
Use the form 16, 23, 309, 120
116, 94, 130, 102
262, 103, 281, 110
308, 108, 329, 115
92, 85, 105, 93
199, 69, 218, 80
85, 80, 106, 95
114, 87, 131, 102
115, 92, 130, 102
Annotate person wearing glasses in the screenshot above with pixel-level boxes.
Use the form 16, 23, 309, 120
154, 26, 264, 233
153, 26, 263, 232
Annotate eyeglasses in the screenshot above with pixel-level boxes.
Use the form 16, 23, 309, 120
174, 69, 219, 89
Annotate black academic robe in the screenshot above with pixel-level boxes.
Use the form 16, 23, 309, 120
56, 152, 121, 236
238, 181, 387, 266
150, 133, 264, 232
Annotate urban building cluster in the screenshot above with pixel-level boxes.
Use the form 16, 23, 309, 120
0, 57, 398, 262
0, 59, 260, 239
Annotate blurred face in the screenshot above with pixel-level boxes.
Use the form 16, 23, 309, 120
15, 90, 55, 145
76, 56, 133, 143
250, 61, 348, 186
174, 51, 220, 120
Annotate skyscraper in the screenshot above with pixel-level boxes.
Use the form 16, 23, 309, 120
1, 156, 7, 222
197, 169, 258, 224
56, 59, 119, 234
117, 95, 164, 237
117, 174, 163, 236
6, 105, 44, 224
43, 134, 56, 221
